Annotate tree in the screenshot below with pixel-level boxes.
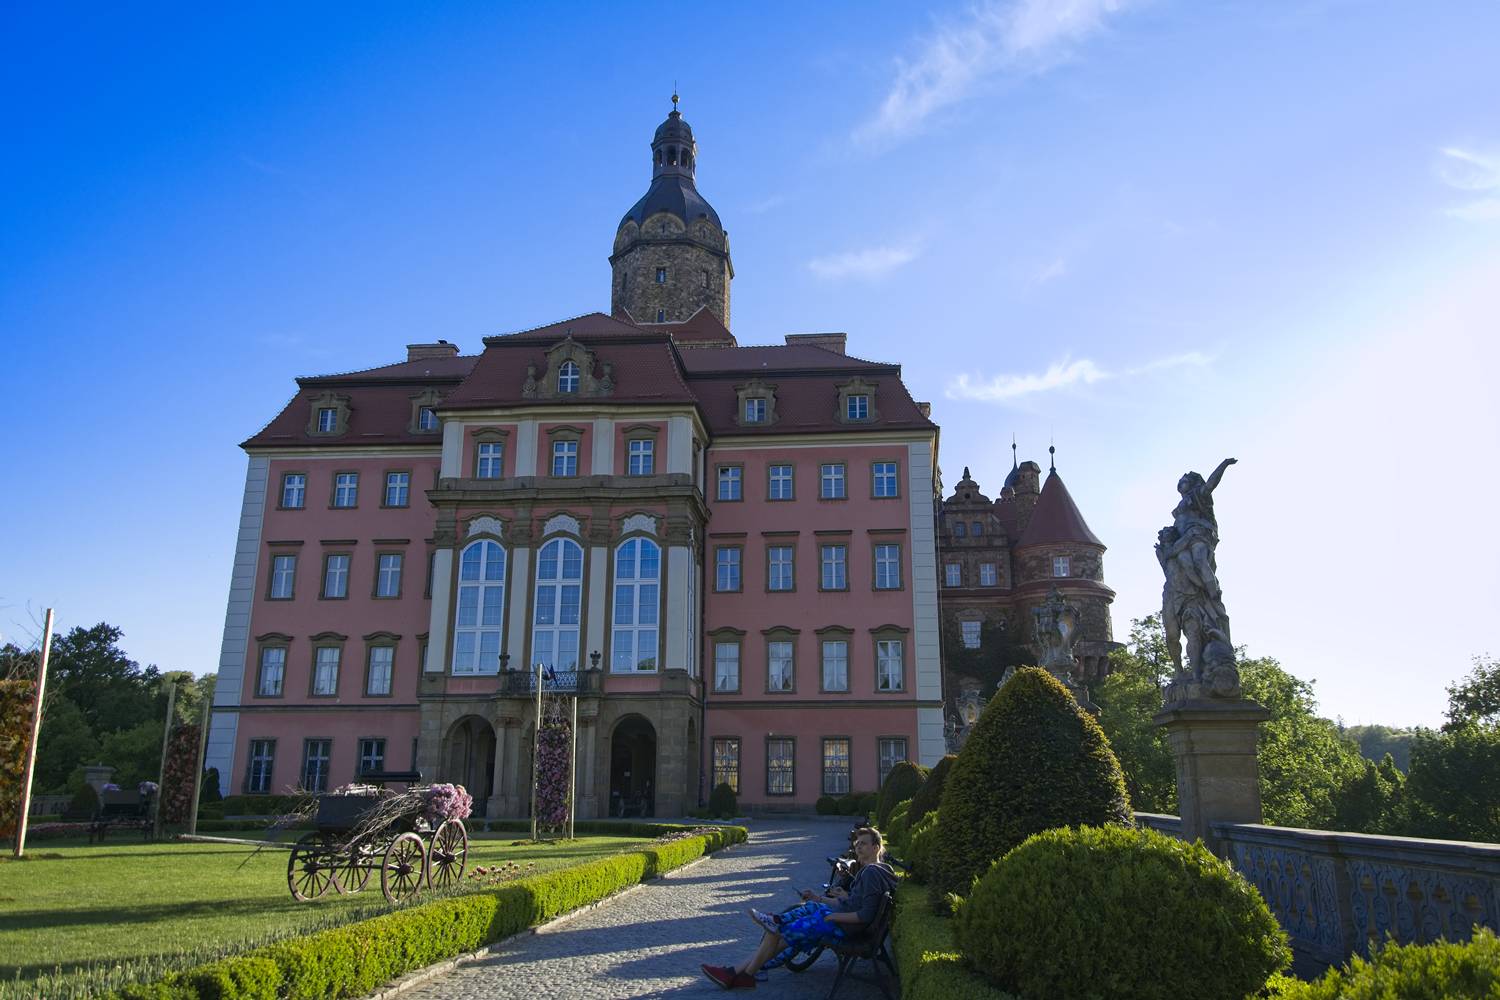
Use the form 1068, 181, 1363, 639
47, 624, 161, 736
1403, 724, 1500, 842
1444, 655, 1500, 731
1333, 755, 1405, 834
1095, 616, 1177, 814
1341, 724, 1414, 772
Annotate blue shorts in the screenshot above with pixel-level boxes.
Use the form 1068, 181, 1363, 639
761, 901, 846, 970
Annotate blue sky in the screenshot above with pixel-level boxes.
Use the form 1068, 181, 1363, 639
3, 1, 1497, 727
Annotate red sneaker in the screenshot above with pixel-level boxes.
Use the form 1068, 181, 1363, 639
729, 971, 758, 989
702, 965, 736, 989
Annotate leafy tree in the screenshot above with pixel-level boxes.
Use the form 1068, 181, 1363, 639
33, 693, 99, 792
98, 719, 165, 789
1095, 616, 1177, 814
1341, 724, 1414, 772
48, 624, 161, 736
1403, 724, 1500, 842
1444, 655, 1500, 731
1333, 755, 1405, 834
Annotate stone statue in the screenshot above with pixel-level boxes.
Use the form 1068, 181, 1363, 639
1159, 457, 1239, 700
1032, 586, 1095, 710
523, 363, 539, 395
600, 362, 615, 392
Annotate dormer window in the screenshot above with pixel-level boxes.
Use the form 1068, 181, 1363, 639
847, 394, 870, 421
417, 407, 438, 431
558, 361, 580, 394
655, 267, 667, 284
834, 377, 879, 424
306, 391, 351, 436
744, 398, 767, 424
317, 408, 337, 433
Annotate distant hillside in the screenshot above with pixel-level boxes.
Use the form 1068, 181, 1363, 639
1343, 724, 1415, 772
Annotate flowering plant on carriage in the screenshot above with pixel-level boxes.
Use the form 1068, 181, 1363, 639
421, 783, 473, 825
330, 782, 387, 797
101, 783, 120, 791
137, 780, 158, 796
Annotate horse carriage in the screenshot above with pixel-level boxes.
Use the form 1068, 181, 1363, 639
285, 772, 470, 904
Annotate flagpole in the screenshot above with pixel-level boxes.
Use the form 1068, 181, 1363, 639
13, 608, 54, 859
530, 660, 542, 842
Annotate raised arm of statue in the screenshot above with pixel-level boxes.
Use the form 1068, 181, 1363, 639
1204, 457, 1237, 494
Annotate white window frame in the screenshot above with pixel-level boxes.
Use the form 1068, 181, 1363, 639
281, 473, 306, 508
333, 472, 358, 508
247, 739, 275, 793
714, 641, 740, 692
768, 546, 795, 592
557, 361, 580, 394
270, 554, 296, 599
821, 639, 849, 692
313, 647, 340, 696
767, 737, 795, 795
847, 394, 869, 421
820, 544, 847, 591
323, 554, 350, 599
627, 439, 654, 476
822, 737, 851, 795
1053, 555, 1071, 578
820, 463, 846, 499
417, 406, 438, 431
961, 621, 982, 650
980, 563, 998, 586
872, 462, 898, 498
769, 463, 793, 499
655, 266, 667, 284
258, 647, 286, 696
384, 471, 410, 507
366, 646, 394, 695
945, 563, 962, 587
714, 547, 741, 592
611, 537, 661, 673
878, 737, 908, 786
302, 739, 332, 792
477, 442, 504, 479
713, 737, 740, 794
874, 544, 902, 590
376, 553, 403, 598
768, 640, 794, 691
358, 737, 386, 775
744, 397, 767, 423
877, 640, 905, 691
552, 440, 579, 477
533, 537, 583, 672
717, 466, 742, 501
453, 540, 506, 675
316, 408, 337, 433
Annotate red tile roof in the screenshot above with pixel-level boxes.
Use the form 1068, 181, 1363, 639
443, 338, 698, 409
1015, 471, 1104, 548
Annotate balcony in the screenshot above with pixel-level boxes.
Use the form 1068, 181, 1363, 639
496, 669, 602, 698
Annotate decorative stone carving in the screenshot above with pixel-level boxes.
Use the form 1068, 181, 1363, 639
1229, 841, 1344, 958
467, 515, 505, 539
523, 364, 539, 394
542, 513, 582, 537
1158, 457, 1240, 702
600, 362, 615, 392
1031, 586, 1094, 710
621, 513, 658, 537
522, 336, 613, 400
1347, 858, 1494, 953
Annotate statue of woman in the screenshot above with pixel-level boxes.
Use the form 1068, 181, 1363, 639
1158, 458, 1238, 693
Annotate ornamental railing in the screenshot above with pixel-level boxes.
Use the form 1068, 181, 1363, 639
496, 669, 602, 697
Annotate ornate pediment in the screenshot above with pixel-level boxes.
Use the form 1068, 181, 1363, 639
522, 336, 614, 400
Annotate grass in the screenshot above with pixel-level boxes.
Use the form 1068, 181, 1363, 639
0, 831, 652, 993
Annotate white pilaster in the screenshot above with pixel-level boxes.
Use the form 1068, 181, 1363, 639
515, 419, 538, 476
666, 415, 693, 474
907, 441, 942, 704
665, 545, 692, 669
440, 420, 464, 477
586, 545, 608, 664
506, 546, 533, 665
204, 456, 269, 796
591, 418, 615, 474
917, 707, 947, 767
425, 549, 455, 672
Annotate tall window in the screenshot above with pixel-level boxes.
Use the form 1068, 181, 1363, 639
945, 563, 962, 587
820, 545, 847, 591
768, 640, 794, 691
269, 555, 296, 599
712, 738, 740, 794
872, 462, 898, 498
980, 563, 998, 586
714, 547, 741, 592
767, 738, 795, 795
874, 544, 902, 590
454, 540, 506, 675
767, 546, 795, 591
558, 361, 580, 393
877, 640, 904, 691
612, 538, 660, 672
627, 439, 654, 475
281, 473, 306, 509
961, 621, 982, 649
257, 647, 285, 697
477, 442, 504, 478
247, 739, 275, 793
972, 521, 984, 536
333, 473, 358, 508
317, 408, 337, 433
878, 737, 908, 786
552, 440, 578, 477
1053, 555, 1071, 577
953, 521, 967, 538
358, 738, 386, 775
717, 466, 742, 501
312, 647, 340, 696
846, 394, 870, 421
384, 471, 410, 507
820, 463, 846, 499
417, 406, 439, 431
322, 554, 349, 599
744, 397, 767, 423
655, 267, 667, 283
533, 537, 583, 672
768, 463, 793, 500
822, 738, 851, 795
302, 739, 331, 792
821, 640, 849, 692
375, 554, 403, 598
366, 646, 394, 695
714, 641, 740, 692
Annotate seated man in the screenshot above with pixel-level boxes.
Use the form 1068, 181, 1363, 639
701, 826, 897, 990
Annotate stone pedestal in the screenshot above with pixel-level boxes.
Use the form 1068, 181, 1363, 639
1154, 697, 1270, 856
82, 765, 115, 794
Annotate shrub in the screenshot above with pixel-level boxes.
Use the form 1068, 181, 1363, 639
908, 753, 955, 826
1277, 927, 1500, 999
886, 800, 913, 855
66, 782, 100, 820
906, 810, 940, 881
929, 667, 1131, 905
857, 791, 878, 816
200, 768, 223, 803
957, 825, 1288, 1000
708, 781, 737, 818
815, 795, 838, 815
892, 880, 1020, 1000
877, 761, 928, 826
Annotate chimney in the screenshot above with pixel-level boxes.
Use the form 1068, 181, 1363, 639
784, 332, 847, 355
407, 340, 460, 362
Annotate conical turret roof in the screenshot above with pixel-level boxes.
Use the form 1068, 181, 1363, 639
1016, 470, 1103, 548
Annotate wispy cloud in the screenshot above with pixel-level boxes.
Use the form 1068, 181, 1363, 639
744, 194, 787, 215
1436, 146, 1500, 221
856, 0, 1136, 146
947, 350, 1210, 402
807, 243, 922, 280
1035, 256, 1068, 283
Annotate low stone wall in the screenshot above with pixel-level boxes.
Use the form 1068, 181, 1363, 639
1134, 812, 1182, 837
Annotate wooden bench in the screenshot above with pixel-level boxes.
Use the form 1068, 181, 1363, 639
90, 790, 153, 843
786, 891, 898, 1000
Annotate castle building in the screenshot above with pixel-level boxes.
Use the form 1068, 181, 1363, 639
936, 446, 1117, 744
205, 100, 945, 815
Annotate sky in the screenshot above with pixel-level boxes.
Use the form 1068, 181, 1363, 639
2, 1, 1497, 728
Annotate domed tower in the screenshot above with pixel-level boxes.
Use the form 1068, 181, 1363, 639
610, 95, 733, 328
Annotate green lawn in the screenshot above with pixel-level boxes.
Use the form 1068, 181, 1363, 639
0, 831, 652, 991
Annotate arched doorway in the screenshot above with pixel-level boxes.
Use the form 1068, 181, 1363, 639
443, 715, 496, 817
609, 715, 656, 817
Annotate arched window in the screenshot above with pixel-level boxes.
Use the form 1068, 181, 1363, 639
453, 540, 505, 675
558, 361, 580, 394
611, 538, 660, 672
533, 537, 583, 671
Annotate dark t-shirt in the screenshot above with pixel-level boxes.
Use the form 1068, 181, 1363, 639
835, 861, 897, 924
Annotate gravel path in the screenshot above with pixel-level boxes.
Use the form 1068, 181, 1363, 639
401, 817, 891, 999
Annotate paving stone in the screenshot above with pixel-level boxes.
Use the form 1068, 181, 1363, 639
401, 817, 891, 999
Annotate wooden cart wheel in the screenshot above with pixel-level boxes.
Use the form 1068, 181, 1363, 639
381, 831, 427, 903
334, 836, 374, 895
426, 819, 469, 890
287, 833, 336, 901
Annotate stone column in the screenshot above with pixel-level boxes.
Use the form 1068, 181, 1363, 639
499, 720, 523, 817
577, 712, 599, 819
487, 716, 511, 819
1154, 698, 1271, 856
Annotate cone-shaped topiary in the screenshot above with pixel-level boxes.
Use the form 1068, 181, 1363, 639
929, 667, 1132, 905
906, 810, 940, 880
876, 760, 928, 827
708, 781, 737, 818
908, 753, 955, 826
957, 824, 1289, 1000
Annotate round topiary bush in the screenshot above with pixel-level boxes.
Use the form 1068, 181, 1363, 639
1278, 927, 1500, 1000
815, 795, 838, 815
834, 792, 860, 815
708, 781, 737, 818
856, 791, 878, 817
957, 825, 1289, 1000
906, 810, 940, 881
929, 667, 1132, 905
876, 761, 928, 826
908, 753, 955, 826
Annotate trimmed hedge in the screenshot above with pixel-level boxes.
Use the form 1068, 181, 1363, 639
892, 879, 1019, 1000
908, 754, 955, 827
906, 810, 940, 882
876, 761, 928, 827
708, 782, 737, 818
1273, 927, 1500, 999
886, 800, 913, 856
956, 825, 1288, 1000
112, 825, 746, 999
930, 667, 1131, 906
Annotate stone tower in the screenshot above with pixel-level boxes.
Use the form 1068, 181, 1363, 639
610, 95, 733, 328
